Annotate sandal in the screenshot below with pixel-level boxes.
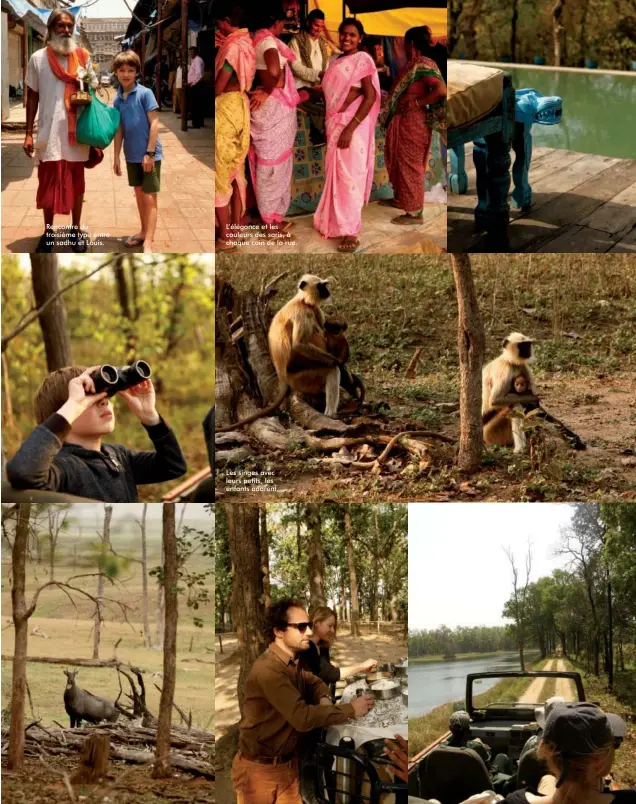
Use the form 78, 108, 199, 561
391, 213, 423, 226
337, 236, 360, 253
215, 239, 237, 252
125, 235, 145, 248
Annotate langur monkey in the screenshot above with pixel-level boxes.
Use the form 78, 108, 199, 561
482, 332, 586, 453
216, 275, 362, 433
269, 274, 342, 417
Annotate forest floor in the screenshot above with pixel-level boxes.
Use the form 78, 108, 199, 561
0, 757, 215, 804
214, 629, 407, 804
216, 255, 636, 504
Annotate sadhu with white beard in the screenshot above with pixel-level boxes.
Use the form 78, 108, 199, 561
23, 9, 98, 253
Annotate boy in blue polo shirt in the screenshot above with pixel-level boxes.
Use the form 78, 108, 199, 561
113, 50, 163, 254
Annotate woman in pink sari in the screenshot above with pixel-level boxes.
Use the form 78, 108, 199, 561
249, 7, 300, 233
314, 19, 380, 252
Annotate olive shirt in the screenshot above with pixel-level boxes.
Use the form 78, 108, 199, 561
238, 642, 355, 758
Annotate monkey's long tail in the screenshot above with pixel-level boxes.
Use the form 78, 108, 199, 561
215, 387, 292, 434
529, 404, 587, 450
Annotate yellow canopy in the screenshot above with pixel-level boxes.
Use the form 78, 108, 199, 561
309, 0, 447, 38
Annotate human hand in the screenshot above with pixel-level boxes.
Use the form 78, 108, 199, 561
363, 658, 378, 671
23, 134, 34, 158
249, 87, 268, 110
142, 154, 154, 173
118, 379, 159, 425
59, 367, 109, 423
350, 694, 374, 719
337, 123, 354, 149
113, 158, 122, 177
397, 97, 417, 114
384, 734, 408, 782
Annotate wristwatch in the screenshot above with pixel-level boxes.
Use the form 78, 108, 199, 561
145, 150, 156, 157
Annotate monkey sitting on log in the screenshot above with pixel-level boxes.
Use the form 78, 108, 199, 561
216, 275, 364, 433
482, 332, 585, 453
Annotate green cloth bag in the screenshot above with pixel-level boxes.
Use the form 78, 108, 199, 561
76, 89, 120, 149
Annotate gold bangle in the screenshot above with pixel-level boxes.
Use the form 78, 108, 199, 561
353, 115, 362, 124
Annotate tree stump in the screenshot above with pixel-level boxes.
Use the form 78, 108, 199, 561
71, 733, 111, 784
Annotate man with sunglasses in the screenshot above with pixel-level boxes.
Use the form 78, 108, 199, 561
232, 598, 375, 803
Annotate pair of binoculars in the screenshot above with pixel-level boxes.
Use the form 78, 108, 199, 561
90, 361, 152, 396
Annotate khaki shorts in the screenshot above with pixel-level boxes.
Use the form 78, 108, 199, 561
126, 160, 161, 194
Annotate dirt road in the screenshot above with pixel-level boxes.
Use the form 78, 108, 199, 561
517, 659, 555, 703
554, 658, 575, 699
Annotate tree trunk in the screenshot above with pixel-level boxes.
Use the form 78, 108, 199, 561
156, 537, 165, 649
259, 506, 271, 609
607, 577, 613, 689
71, 734, 111, 783
113, 255, 136, 359
8, 504, 32, 770
140, 504, 151, 649
93, 505, 112, 660
30, 255, 72, 371
510, 0, 518, 61
2, 353, 14, 428
552, 0, 565, 66
448, 0, 463, 54
226, 503, 267, 716
345, 507, 360, 638
450, 254, 486, 472
306, 504, 326, 612
153, 503, 178, 779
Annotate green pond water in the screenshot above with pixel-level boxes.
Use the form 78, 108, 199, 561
503, 67, 636, 159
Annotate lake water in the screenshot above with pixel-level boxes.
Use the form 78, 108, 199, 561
501, 67, 636, 159
409, 653, 537, 718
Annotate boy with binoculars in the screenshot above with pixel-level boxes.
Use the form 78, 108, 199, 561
6, 364, 187, 502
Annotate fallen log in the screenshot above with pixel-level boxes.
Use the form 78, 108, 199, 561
1, 655, 134, 667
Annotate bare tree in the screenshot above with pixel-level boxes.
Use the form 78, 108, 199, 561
8, 504, 32, 770
504, 544, 533, 670
93, 505, 113, 660
30, 255, 72, 371
139, 504, 151, 648
345, 506, 360, 638
153, 503, 178, 778
306, 504, 326, 612
46, 505, 70, 582
450, 254, 485, 472
225, 503, 267, 715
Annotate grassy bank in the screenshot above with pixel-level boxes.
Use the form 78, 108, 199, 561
562, 658, 636, 788
410, 651, 515, 664
409, 658, 547, 760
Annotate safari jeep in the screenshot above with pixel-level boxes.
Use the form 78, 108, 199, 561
408, 670, 587, 804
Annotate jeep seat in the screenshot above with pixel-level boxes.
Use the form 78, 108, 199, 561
419, 746, 493, 804
517, 747, 548, 791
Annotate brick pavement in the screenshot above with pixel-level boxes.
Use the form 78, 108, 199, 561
1, 97, 213, 254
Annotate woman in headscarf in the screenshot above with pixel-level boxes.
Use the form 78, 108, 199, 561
248, 4, 300, 234
214, 3, 256, 251
313, 19, 381, 253
382, 26, 446, 226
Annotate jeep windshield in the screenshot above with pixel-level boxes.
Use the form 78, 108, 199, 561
467, 671, 585, 717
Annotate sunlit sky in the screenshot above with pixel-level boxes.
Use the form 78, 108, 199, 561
82, 0, 132, 20
408, 503, 575, 631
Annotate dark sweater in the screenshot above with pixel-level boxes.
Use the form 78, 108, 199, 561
6, 413, 187, 502
298, 641, 341, 685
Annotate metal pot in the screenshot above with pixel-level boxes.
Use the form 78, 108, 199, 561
369, 679, 401, 700
365, 671, 393, 685
401, 687, 408, 707
394, 662, 408, 680
376, 662, 394, 674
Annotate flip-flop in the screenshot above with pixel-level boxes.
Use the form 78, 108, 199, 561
125, 235, 145, 248
391, 214, 424, 226
337, 237, 360, 253
215, 239, 237, 252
